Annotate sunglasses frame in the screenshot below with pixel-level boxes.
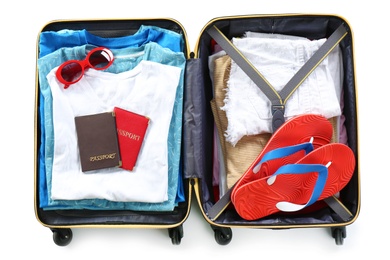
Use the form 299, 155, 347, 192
56, 47, 114, 89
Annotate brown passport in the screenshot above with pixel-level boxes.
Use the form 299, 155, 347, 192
114, 107, 150, 171
75, 112, 121, 172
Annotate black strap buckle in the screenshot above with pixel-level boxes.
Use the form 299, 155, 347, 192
271, 104, 285, 133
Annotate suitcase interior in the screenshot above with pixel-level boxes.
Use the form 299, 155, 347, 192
186, 14, 359, 239
34, 19, 192, 244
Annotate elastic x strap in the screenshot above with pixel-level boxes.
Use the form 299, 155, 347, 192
206, 23, 348, 132
206, 23, 351, 222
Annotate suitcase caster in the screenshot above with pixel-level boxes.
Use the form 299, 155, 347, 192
168, 225, 183, 245
210, 225, 232, 245
331, 226, 346, 245
51, 228, 73, 246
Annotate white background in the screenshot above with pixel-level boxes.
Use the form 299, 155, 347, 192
1, 0, 387, 258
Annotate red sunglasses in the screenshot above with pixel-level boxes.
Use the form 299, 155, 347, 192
56, 47, 114, 89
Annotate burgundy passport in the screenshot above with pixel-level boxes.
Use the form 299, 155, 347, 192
114, 107, 150, 171
75, 112, 121, 172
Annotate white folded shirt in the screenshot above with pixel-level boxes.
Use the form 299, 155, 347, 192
222, 33, 343, 146
49, 60, 181, 202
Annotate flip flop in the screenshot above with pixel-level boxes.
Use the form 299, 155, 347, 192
231, 143, 356, 220
230, 114, 333, 202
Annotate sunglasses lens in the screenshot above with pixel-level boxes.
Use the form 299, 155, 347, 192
88, 49, 112, 69
60, 62, 83, 83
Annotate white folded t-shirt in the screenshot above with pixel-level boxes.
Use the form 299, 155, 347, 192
222, 33, 342, 146
48, 60, 181, 202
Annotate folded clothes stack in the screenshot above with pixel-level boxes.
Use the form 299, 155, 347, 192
37, 25, 186, 211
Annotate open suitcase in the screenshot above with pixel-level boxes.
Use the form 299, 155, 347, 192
34, 13, 359, 246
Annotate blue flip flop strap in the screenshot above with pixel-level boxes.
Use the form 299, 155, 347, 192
269, 163, 328, 212
254, 142, 314, 173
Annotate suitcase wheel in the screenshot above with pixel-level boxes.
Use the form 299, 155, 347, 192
331, 226, 346, 245
168, 225, 183, 245
51, 228, 73, 246
210, 225, 232, 245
